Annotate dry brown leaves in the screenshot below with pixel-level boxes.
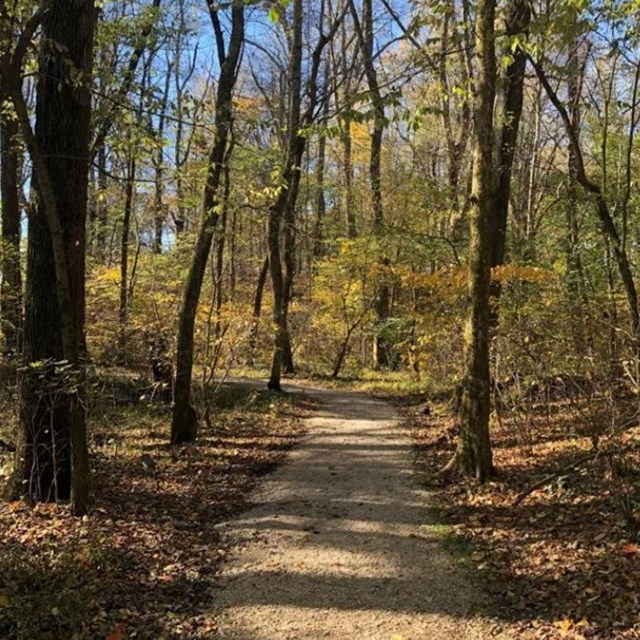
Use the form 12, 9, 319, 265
409, 398, 640, 640
0, 381, 308, 639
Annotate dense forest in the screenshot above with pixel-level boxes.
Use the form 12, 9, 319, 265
1, 0, 640, 638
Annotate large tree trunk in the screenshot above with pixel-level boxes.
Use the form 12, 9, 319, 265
455, 0, 496, 482
10, 0, 96, 514
171, 3, 244, 444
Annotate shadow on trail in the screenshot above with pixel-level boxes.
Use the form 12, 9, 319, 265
213, 384, 500, 638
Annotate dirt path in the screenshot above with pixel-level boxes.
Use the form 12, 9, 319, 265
212, 384, 511, 639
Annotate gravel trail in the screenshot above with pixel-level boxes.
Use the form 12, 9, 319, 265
213, 384, 511, 640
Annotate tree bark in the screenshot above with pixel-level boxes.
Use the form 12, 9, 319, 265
565, 37, 589, 354
94, 144, 108, 261
490, 0, 530, 274
7, 0, 96, 514
118, 154, 135, 362
153, 62, 172, 254
267, 0, 305, 390
337, 20, 357, 239
456, 0, 496, 482
0, 7, 23, 360
171, 2, 244, 444
267, 0, 345, 389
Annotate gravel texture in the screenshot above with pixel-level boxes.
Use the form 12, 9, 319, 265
212, 384, 512, 640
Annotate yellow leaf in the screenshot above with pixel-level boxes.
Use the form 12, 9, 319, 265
555, 618, 574, 637
0, 594, 10, 607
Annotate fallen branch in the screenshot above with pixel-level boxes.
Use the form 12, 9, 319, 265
513, 452, 595, 506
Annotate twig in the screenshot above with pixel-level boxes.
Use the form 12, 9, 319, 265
513, 452, 596, 506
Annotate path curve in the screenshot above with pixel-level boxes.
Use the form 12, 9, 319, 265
213, 384, 510, 639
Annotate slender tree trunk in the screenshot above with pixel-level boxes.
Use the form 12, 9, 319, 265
171, 3, 244, 444
338, 21, 357, 239
268, 131, 304, 388
490, 0, 530, 276
531, 55, 640, 345
455, 0, 496, 482
153, 64, 171, 254
10, 0, 96, 514
267, 0, 342, 390
343, 116, 357, 239
95, 145, 108, 261
565, 38, 589, 354
268, 0, 304, 390
118, 154, 135, 361
214, 145, 233, 343
247, 256, 269, 366
314, 69, 330, 260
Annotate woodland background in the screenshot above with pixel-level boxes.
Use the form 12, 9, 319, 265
1, 0, 640, 638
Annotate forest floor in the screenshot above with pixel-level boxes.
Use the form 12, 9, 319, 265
211, 382, 510, 640
405, 386, 640, 640
0, 374, 309, 639
2, 373, 638, 639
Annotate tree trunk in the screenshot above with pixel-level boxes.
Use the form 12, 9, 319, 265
95, 145, 108, 261
214, 146, 234, 345
565, 37, 589, 355
530, 55, 640, 345
171, 3, 244, 444
456, 0, 496, 482
268, 0, 304, 390
11, 0, 96, 514
490, 0, 530, 275
343, 115, 357, 239
338, 20, 357, 239
266, 0, 342, 390
247, 256, 269, 366
313, 68, 330, 260
153, 63, 171, 254
118, 154, 135, 362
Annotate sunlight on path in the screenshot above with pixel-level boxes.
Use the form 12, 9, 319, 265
212, 385, 512, 640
